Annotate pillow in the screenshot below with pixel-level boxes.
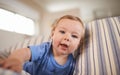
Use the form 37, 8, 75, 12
74, 16, 120, 75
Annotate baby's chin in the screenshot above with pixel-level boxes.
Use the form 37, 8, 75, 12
59, 49, 70, 55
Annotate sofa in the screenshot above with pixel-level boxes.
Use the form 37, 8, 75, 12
0, 16, 120, 75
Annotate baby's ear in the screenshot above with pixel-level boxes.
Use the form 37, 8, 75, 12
49, 31, 54, 39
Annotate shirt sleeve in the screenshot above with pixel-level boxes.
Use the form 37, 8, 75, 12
28, 43, 47, 62
23, 42, 51, 74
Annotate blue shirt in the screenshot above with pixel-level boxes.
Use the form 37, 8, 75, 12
23, 42, 75, 75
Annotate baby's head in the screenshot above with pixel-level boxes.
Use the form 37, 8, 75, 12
50, 15, 85, 56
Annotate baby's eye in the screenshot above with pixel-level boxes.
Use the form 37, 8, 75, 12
59, 30, 65, 34
72, 35, 78, 38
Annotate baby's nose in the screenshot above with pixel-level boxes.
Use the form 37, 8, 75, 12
64, 34, 71, 41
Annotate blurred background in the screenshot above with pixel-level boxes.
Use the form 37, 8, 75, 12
0, 0, 120, 50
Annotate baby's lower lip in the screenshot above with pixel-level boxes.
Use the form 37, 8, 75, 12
60, 44, 68, 50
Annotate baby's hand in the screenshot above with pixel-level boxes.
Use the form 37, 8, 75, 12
0, 56, 23, 73
0, 48, 30, 73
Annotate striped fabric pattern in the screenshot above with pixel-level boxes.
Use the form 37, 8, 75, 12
74, 16, 120, 75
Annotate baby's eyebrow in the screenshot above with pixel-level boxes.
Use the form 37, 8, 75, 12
72, 30, 81, 35
58, 27, 66, 30
59, 26, 65, 29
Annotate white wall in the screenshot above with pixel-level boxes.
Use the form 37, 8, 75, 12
0, 0, 43, 50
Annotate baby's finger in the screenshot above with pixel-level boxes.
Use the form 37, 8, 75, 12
2, 58, 22, 70
2, 59, 16, 69
2, 61, 15, 69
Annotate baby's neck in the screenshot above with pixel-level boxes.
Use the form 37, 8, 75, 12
54, 55, 68, 65
51, 47, 69, 65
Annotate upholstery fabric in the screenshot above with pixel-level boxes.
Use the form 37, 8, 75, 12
74, 16, 120, 75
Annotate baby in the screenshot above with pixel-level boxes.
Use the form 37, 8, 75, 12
0, 15, 85, 75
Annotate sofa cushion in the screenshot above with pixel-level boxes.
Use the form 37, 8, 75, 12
74, 16, 120, 75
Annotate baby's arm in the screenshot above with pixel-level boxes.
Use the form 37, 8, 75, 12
0, 48, 31, 73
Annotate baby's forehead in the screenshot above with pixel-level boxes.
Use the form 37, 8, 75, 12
56, 19, 83, 27
57, 21, 83, 31
57, 18, 81, 24
58, 18, 81, 23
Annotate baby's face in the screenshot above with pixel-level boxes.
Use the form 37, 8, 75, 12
51, 19, 83, 56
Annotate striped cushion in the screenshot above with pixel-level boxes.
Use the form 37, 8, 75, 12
74, 16, 120, 75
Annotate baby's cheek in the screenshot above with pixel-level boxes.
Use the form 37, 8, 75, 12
74, 42, 79, 50
70, 45, 77, 52
53, 39, 60, 47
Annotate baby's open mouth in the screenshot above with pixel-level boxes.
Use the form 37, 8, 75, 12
60, 43, 68, 50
